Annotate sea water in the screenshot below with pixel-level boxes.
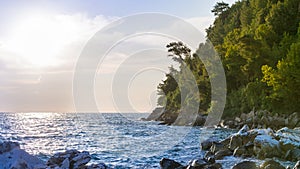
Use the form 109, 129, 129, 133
0, 112, 248, 168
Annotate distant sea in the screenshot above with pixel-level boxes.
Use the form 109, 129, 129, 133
0, 112, 241, 168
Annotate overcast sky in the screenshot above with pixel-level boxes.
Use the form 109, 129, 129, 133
0, 0, 236, 113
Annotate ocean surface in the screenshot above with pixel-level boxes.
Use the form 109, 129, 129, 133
0, 112, 258, 168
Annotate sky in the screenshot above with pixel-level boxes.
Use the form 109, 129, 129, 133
0, 0, 236, 113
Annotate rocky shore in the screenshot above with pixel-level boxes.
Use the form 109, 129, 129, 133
159, 125, 300, 169
146, 108, 300, 130
0, 141, 110, 169
1, 124, 299, 169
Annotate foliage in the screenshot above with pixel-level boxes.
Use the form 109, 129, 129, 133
157, 0, 300, 117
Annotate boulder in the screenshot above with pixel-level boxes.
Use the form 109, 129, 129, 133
253, 134, 280, 159
260, 159, 285, 169
160, 158, 184, 169
232, 161, 258, 169
0, 146, 46, 169
47, 149, 91, 168
214, 149, 232, 160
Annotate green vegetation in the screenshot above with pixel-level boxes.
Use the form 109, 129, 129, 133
157, 0, 300, 118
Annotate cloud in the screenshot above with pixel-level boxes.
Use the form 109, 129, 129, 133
0, 12, 114, 112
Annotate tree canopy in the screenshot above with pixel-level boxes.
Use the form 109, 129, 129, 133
157, 0, 300, 118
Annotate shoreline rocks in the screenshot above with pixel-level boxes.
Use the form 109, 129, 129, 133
0, 141, 110, 169
201, 125, 300, 161
147, 107, 300, 130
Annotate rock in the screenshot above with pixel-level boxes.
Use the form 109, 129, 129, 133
233, 147, 246, 157
254, 134, 280, 159
47, 149, 91, 168
285, 149, 300, 161
87, 163, 110, 169
0, 141, 20, 154
288, 112, 300, 128
0, 147, 46, 169
240, 113, 247, 121
276, 127, 300, 148
190, 158, 208, 167
206, 157, 215, 164
11, 159, 29, 169
260, 159, 285, 169
293, 161, 300, 169
146, 107, 165, 121
238, 125, 250, 135
214, 149, 232, 159
60, 158, 70, 169
72, 151, 91, 168
193, 115, 207, 126
210, 142, 226, 154
232, 161, 258, 169
201, 138, 218, 151
160, 158, 184, 169
229, 135, 243, 151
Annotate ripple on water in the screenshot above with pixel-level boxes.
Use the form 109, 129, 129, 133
0, 112, 241, 168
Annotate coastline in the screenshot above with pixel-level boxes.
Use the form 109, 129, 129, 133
1, 122, 299, 169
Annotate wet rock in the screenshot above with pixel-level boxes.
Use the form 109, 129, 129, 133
232, 161, 258, 169
47, 149, 91, 168
260, 159, 285, 169
160, 158, 184, 169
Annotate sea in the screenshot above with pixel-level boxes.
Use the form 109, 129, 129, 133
0, 112, 264, 168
